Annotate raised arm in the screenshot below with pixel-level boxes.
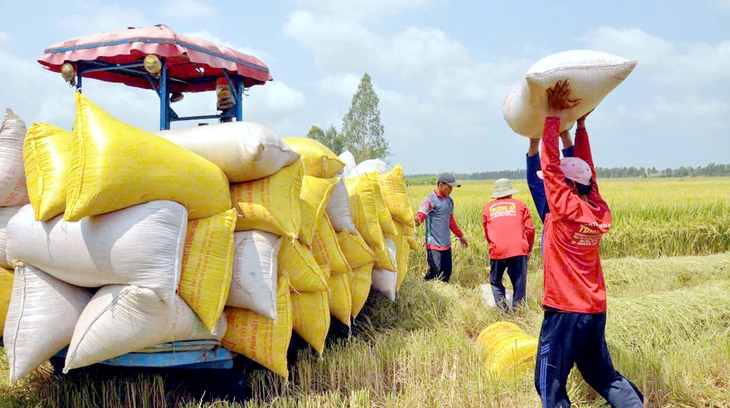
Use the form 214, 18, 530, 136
526, 138, 549, 222
540, 80, 584, 219
573, 110, 596, 180
560, 130, 575, 158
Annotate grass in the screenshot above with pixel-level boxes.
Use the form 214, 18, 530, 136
1, 178, 730, 407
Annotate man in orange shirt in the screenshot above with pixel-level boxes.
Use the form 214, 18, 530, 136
534, 80, 645, 408
482, 178, 535, 311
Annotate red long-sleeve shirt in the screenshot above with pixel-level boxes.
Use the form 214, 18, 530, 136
482, 198, 535, 260
540, 117, 611, 313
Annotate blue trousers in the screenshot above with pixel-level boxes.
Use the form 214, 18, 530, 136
535, 311, 644, 408
425, 248, 452, 283
489, 255, 527, 311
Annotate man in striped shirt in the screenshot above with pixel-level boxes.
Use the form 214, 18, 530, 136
414, 172, 469, 283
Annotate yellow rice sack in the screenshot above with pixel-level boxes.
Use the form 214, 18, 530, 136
311, 213, 351, 275
23, 124, 73, 221
328, 273, 352, 327
64, 93, 231, 222
179, 209, 236, 333
398, 221, 420, 251
345, 175, 384, 250
278, 238, 328, 292
283, 137, 345, 178
230, 160, 303, 239
291, 290, 330, 354
336, 229, 375, 269
351, 261, 374, 318
476, 322, 538, 379
373, 230, 397, 272
378, 164, 415, 227
299, 176, 337, 247
222, 273, 292, 378
367, 171, 398, 238
0, 267, 13, 336
393, 228, 410, 291
318, 263, 331, 279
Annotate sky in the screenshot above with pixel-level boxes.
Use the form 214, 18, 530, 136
0, 0, 728, 175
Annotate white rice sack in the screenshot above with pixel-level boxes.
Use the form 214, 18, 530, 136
226, 230, 282, 320
480, 284, 514, 309
0, 109, 30, 207
503, 50, 637, 138
0, 206, 21, 268
6, 201, 187, 306
4, 263, 94, 382
325, 177, 357, 234
371, 238, 397, 302
64, 285, 225, 373
338, 150, 359, 178
356, 159, 390, 175
158, 122, 300, 182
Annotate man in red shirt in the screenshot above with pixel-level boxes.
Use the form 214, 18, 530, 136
482, 178, 535, 311
414, 172, 469, 283
534, 80, 645, 407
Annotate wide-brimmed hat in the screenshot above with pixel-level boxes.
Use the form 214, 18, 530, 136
437, 172, 461, 187
491, 178, 519, 198
537, 158, 592, 186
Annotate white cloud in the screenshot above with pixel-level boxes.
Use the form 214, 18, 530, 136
718, 0, 730, 11
283, 11, 530, 102
248, 81, 306, 113
296, 0, 440, 21
60, 3, 150, 34
0, 32, 11, 49
316, 74, 362, 100
166, 81, 307, 137
283, 10, 536, 172
579, 27, 730, 86
283, 11, 378, 70
163, 0, 216, 20
243, 81, 307, 137
616, 96, 730, 126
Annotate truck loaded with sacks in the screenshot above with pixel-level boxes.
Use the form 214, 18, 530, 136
0, 24, 418, 384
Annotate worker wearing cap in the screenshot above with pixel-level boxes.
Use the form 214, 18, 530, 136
534, 80, 645, 408
414, 172, 469, 283
482, 178, 535, 311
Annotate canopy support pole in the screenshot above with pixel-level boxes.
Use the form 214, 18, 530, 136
159, 57, 170, 130
235, 76, 243, 122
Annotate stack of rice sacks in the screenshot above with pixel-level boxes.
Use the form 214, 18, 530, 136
0, 93, 416, 382
0, 108, 30, 344
3, 94, 234, 382
333, 152, 420, 305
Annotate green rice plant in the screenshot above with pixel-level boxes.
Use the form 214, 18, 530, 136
408, 178, 730, 283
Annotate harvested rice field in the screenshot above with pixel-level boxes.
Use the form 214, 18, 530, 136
1, 177, 728, 407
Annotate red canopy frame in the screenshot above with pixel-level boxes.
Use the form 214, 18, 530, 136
38, 24, 273, 129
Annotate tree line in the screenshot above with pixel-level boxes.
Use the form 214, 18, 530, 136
405, 162, 730, 184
